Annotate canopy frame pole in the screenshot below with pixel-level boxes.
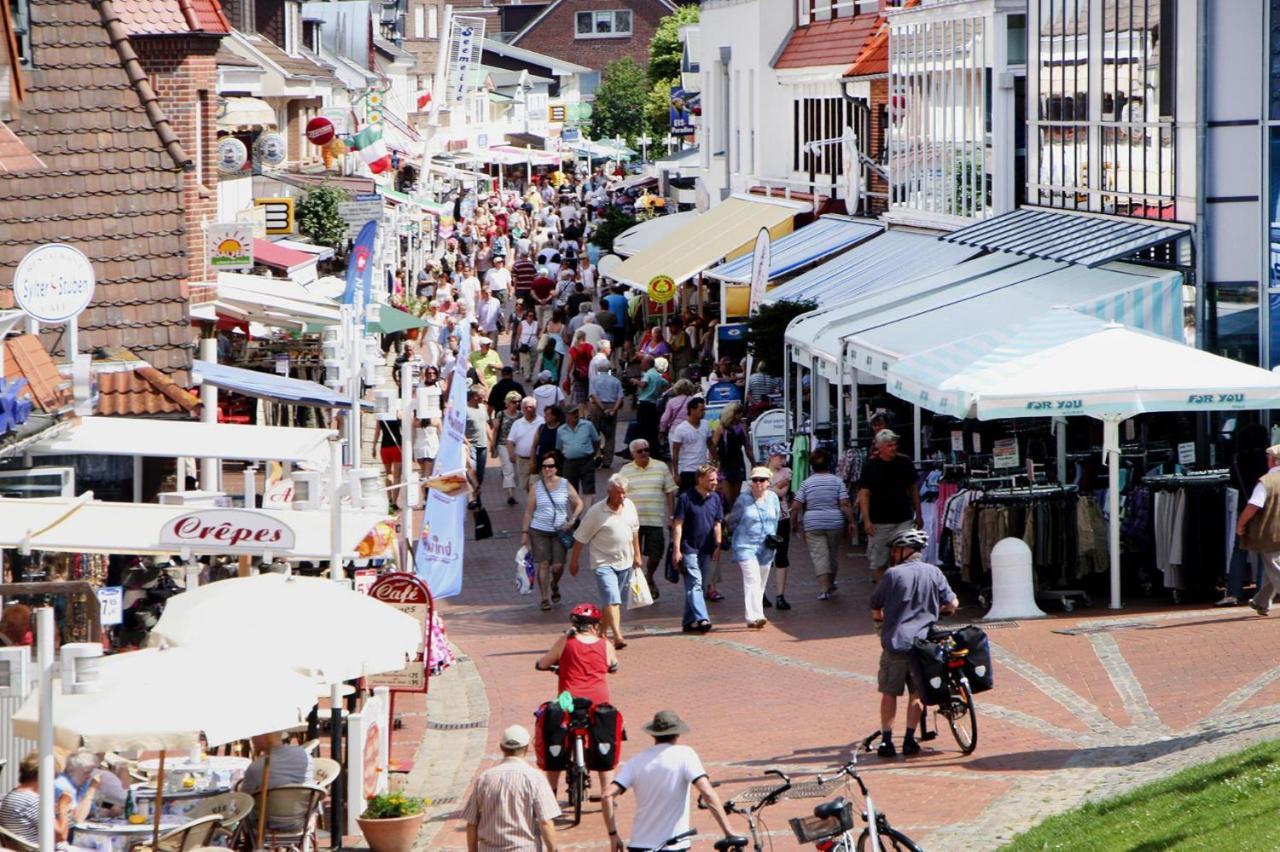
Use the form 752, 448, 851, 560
36, 607, 53, 852
327, 436, 347, 847
255, 750, 272, 849
836, 372, 846, 460
1055, 417, 1068, 484
1104, 416, 1123, 609
782, 344, 792, 435
199, 337, 219, 492
913, 405, 922, 462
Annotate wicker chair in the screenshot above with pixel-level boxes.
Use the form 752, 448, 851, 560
309, 758, 340, 790
0, 826, 37, 852
256, 784, 326, 852
127, 814, 222, 852
183, 792, 254, 848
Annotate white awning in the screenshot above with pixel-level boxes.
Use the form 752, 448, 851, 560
217, 97, 277, 131
0, 497, 385, 559
29, 417, 335, 468
613, 211, 699, 258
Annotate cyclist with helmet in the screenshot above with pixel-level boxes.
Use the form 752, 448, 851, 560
534, 604, 620, 795
868, 528, 958, 758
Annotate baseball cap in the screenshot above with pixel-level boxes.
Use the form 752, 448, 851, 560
500, 725, 531, 749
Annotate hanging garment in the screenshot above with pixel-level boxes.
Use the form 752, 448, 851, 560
1153, 490, 1186, 590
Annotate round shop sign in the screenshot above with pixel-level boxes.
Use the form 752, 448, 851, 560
159, 509, 297, 555
306, 116, 335, 146
217, 136, 248, 174
647, 274, 676, 305
13, 244, 96, 323
254, 132, 287, 167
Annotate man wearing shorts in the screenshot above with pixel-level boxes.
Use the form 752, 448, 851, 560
858, 429, 923, 579
619, 439, 678, 598
570, 474, 641, 648
869, 528, 957, 758
790, 450, 855, 600
557, 406, 601, 506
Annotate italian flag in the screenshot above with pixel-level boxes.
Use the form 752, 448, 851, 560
417, 91, 432, 111
348, 125, 392, 175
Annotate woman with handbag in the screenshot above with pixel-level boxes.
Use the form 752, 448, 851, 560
516, 308, 541, 382
727, 466, 782, 629
521, 450, 584, 611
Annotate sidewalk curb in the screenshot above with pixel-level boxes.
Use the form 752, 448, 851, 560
407, 643, 490, 850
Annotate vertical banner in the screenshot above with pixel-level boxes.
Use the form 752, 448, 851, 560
447, 15, 486, 105
747, 228, 771, 313
669, 86, 693, 136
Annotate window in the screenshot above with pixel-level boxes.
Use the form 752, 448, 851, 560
9, 0, 30, 67
304, 20, 321, 53
284, 2, 303, 56
575, 10, 631, 38
413, 5, 424, 38
428, 5, 438, 38
792, 96, 859, 183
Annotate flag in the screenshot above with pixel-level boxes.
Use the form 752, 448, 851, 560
343, 219, 378, 309
348, 125, 393, 175
417, 91, 432, 111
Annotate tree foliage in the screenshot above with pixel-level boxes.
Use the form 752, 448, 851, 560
588, 57, 650, 144
645, 78, 674, 142
746, 299, 819, 376
648, 4, 699, 85
587, 206, 638, 253
296, 185, 350, 252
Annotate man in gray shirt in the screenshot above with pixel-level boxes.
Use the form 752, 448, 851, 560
240, 732, 312, 794
868, 528, 956, 758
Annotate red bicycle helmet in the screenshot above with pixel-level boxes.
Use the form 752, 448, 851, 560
570, 603, 602, 624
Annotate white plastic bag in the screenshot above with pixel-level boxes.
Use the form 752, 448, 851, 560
514, 545, 535, 595
627, 570, 654, 609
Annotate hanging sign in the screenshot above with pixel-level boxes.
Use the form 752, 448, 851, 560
992, 438, 1020, 470
206, 223, 253, 271
254, 197, 295, 235
13, 244, 96, 323
669, 86, 693, 136
748, 228, 771, 313
647, 274, 676, 305
1177, 441, 1196, 465
365, 573, 430, 692
159, 509, 297, 554
353, 568, 378, 595
447, 16, 486, 103
306, 116, 336, 146
951, 431, 964, 452
217, 137, 248, 174
254, 133, 287, 167
96, 586, 124, 627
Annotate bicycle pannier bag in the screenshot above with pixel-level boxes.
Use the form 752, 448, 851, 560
586, 703, 624, 771
952, 625, 994, 693
909, 638, 952, 707
534, 701, 571, 771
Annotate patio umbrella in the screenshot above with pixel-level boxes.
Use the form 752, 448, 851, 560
886, 310, 1280, 608
367, 303, 427, 335
148, 572, 422, 682
12, 646, 318, 848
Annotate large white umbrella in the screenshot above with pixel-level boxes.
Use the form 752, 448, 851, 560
886, 311, 1280, 608
148, 573, 422, 682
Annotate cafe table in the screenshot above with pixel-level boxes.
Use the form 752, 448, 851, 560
71, 816, 185, 852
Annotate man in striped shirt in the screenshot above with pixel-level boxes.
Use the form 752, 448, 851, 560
791, 450, 856, 600
462, 725, 560, 851
620, 439, 678, 597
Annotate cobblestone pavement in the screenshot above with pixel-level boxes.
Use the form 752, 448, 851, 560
407, 456, 1280, 851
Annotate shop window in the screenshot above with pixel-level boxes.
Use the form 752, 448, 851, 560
575, 10, 631, 38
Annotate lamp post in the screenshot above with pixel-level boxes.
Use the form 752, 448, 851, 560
662, 134, 677, 156
637, 134, 652, 163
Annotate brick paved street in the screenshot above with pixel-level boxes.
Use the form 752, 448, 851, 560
409, 455, 1280, 851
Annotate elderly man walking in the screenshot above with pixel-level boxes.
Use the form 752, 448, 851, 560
571, 473, 641, 648
461, 725, 560, 851
557, 406, 602, 506
620, 439, 677, 599
857, 429, 922, 580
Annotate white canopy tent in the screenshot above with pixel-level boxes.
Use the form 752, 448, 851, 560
884, 309, 1280, 609
28, 417, 335, 468
0, 496, 387, 560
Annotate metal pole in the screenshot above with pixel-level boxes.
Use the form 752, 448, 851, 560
327, 436, 346, 846
1056, 417, 1068, 484
1105, 417, 1122, 610
36, 607, 54, 852
346, 306, 363, 472
401, 360, 418, 511
913, 404, 922, 462
199, 337, 219, 491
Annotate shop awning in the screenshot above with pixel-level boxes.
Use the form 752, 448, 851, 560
368, 303, 426, 334
0, 497, 386, 559
609, 195, 808, 290
29, 417, 335, 467
192, 360, 361, 409
254, 239, 316, 276
377, 185, 449, 217
506, 132, 546, 149
940, 207, 1191, 267
705, 216, 883, 284
763, 229, 978, 306
210, 272, 341, 326
840, 257, 1184, 382
654, 146, 701, 177
487, 145, 562, 166
567, 139, 636, 160
217, 96, 276, 130
272, 240, 335, 262
613, 211, 699, 258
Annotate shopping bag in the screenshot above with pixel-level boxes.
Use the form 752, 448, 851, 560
473, 505, 493, 540
663, 542, 681, 584
514, 545, 535, 595
627, 570, 654, 609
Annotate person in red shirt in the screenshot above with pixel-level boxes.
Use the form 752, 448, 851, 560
535, 604, 620, 797
511, 252, 538, 322
531, 268, 557, 328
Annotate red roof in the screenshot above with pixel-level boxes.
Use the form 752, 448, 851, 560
97, 366, 201, 416
0, 123, 43, 174
774, 14, 881, 70
253, 239, 317, 274
844, 1, 915, 78
3, 335, 72, 412
112, 0, 230, 36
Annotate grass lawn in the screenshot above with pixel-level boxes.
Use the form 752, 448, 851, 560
1001, 740, 1280, 851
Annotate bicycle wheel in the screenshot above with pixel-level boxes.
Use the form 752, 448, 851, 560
857, 826, 924, 851
567, 764, 584, 825
943, 677, 978, 754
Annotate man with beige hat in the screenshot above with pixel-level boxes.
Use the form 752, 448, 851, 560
461, 724, 560, 851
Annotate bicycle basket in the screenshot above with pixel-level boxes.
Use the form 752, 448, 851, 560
788, 800, 855, 843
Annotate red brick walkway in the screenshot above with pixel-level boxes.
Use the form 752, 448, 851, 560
413, 458, 1280, 850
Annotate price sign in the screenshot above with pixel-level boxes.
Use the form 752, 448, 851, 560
992, 438, 1020, 470
950, 431, 964, 452
1177, 442, 1196, 465
97, 586, 124, 626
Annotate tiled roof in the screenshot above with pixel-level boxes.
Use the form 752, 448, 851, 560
216, 42, 258, 68
844, 1, 914, 78
0, 0, 193, 383
0, 123, 43, 174
97, 365, 201, 416
112, 0, 230, 35
3, 335, 72, 412
244, 34, 336, 81
774, 14, 881, 70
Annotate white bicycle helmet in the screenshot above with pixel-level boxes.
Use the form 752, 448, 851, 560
890, 528, 929, 551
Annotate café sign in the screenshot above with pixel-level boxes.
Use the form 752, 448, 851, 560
13, 244, 96, 323
159, 509, 296, 554
365, 573, 431, 692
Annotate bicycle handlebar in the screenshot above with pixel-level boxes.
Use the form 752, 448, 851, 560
817, 756, 859, 785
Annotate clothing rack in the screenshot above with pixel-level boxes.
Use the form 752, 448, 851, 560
1142, 470, 1231, 488
974, 484, 1078, 504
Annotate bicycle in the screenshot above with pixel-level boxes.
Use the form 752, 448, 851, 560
632, 828, 696, 851
538, 662, 618, 826
860, 628, 979, 757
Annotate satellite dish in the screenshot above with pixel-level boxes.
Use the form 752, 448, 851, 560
597, 253, 623, 279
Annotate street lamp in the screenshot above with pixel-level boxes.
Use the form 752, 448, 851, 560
662, 134, 677, 156
637, 134, 652, 163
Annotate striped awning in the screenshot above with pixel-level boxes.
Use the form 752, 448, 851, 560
941, 207, 1190, 267
704, 216, 882, 284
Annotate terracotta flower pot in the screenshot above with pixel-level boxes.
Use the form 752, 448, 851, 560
356, 812, 425, 852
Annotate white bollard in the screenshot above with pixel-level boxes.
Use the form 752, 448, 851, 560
985, 537, 1047, 620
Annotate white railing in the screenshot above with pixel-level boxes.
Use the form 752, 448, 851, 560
0, 646, 35, 795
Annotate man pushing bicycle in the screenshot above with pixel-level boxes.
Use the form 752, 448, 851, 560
868, 529, 958, 758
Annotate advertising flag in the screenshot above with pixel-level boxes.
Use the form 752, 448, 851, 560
343, 219, 379, 311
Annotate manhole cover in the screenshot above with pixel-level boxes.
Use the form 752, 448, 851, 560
735, 779, 840, 801
427, 720, 487, 731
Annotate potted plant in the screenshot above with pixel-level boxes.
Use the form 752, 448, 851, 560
356, 791, 429, 852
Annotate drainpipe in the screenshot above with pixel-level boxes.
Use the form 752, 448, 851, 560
1194, 0, 1210, 452
720, 45, 731, 200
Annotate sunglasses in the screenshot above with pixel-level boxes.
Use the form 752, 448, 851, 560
751, 477, 769, 483
541, 463, 558, 469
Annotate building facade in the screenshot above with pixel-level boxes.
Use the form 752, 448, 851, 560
509, 0, 677, 72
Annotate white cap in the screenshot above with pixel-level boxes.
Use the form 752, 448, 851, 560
500, 725, 531, 749
477, 337, 492, 346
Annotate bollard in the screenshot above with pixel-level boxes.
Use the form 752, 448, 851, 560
985, 537, 1047, 620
